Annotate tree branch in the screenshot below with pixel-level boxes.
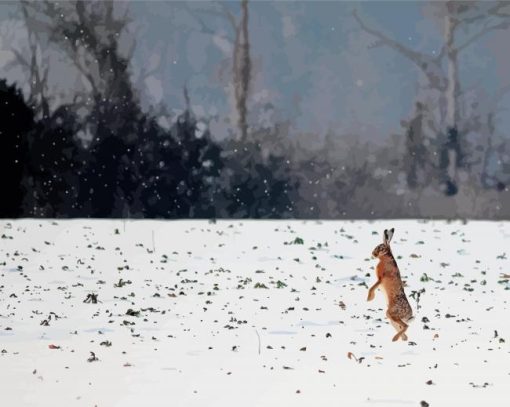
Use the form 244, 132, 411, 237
192, 12, 217, 36
184, 2, 238, 40
353, 10, 420, 61
217, 2, 239, 32
352, 9, 447, 91
9, 47, 30, 68
456, 19, 510, 53
488, 1, 510, 18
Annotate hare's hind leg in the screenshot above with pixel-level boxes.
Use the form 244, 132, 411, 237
391, 317, 408, 342
386, 311, 408, 342
390, 319, 408, 340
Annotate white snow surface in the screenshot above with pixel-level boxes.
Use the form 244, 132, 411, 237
1, 219, 509, 406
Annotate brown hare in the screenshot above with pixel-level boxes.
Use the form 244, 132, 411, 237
368, 228, 413, 342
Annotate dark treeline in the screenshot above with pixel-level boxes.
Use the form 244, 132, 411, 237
1, 78, 298, 219
2, 1, 510, 220
4, 73, 510, 220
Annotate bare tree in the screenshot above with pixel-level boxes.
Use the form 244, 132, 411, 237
22, 0, 136, 105
234, 0, 251, 141
187, 0, 252, 141
354, 1, 510, 193
7, 1, 50, 119
468, 83, 510, 187
401, 102, 429, 188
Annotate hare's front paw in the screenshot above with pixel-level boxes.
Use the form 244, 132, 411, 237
367, 290, 375, 302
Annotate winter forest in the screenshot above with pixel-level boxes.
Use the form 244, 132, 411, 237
2, 0, 510, 219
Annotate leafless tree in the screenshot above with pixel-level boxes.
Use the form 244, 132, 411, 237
187, 0, 252, 141
467, 83, 510, 187
7, 1, 50, 119
22, 0, 136, 105
354, 1, 510, 192
401, 102, 429, 188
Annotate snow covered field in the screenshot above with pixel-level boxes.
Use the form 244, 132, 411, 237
1, 219, 509, 406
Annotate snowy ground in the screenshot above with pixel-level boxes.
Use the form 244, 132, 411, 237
1, 219, 510, 406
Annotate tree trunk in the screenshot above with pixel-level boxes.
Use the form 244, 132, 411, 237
442, 12, 461, 195
445, 20, 459, 131
481, 112, 494, 188
233, 0, 251, 141
404, 104, 426, 189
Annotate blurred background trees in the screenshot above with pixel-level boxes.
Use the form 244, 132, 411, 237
1, 0, 510, 219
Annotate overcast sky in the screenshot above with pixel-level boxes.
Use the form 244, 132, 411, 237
0, 1, 509, 141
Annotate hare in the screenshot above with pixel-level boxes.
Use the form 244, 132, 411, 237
367, 228, 413, 342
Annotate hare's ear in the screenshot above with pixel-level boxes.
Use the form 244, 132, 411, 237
386, 228, 395, 244
383, 229, 388, 244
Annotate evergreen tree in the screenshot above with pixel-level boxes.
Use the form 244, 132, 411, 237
0, 80, 33, 217
24, 106, 81, 217
219, 140, 298, 218
140, 111, 223, 218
